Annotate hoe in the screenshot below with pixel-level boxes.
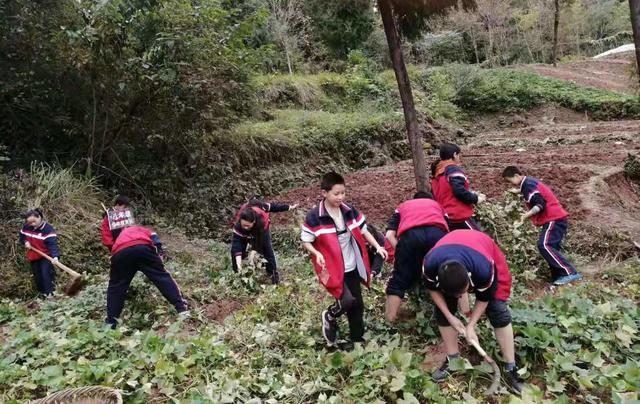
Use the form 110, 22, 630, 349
28, 246, 83, 296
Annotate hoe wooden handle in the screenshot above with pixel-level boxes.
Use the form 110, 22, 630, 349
28, 246, 81, 278
469, 339, 489, 359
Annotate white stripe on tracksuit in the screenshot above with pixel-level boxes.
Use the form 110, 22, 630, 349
542, 221, 572, 276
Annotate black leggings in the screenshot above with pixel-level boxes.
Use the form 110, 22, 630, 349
327, 270, 365, 342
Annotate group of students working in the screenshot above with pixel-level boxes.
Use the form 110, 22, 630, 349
245, 142, 579, 394
19, 196, 188, 327
18, 142, 581, 394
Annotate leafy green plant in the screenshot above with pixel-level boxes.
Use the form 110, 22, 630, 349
476, 192, 545, 280
623, 153, 640, 182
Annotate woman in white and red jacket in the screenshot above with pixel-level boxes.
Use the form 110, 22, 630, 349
301, 172, 388, 349
106, 225, 187, 328
19, 209, 59, 296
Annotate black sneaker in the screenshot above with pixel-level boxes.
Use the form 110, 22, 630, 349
321, 310, 338, 346
432, 359, 452, 382
505, 367, 524, 395
339, 341, 355, 351
271, 271, 280, 285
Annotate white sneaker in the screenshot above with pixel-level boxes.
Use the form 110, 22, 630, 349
178, 310, 191, 320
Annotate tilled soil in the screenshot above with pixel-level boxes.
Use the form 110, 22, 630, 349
272, 112, 640, 240
521, 55, 636, 95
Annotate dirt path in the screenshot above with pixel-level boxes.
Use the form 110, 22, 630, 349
521, 55, 635, 94
273, 109, 640, 240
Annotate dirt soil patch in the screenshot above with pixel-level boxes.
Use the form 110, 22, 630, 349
421, 342, 448, 372
200, 299, 245, 323
521, 56, 636, 95
271, 108, 640, 244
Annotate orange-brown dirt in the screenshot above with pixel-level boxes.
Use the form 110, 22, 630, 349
272, 114, 640, 239
522, 53, 636, 94
266, 57, 640, 241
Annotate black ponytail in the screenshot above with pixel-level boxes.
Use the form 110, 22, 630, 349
430, 159, 440, 178
24, 208, 44, 220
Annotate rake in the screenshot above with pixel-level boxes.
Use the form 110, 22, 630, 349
28, 246, 83, 296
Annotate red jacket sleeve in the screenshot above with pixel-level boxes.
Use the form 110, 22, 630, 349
101, 216, 113, 250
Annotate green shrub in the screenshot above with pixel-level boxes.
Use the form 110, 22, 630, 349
432, 65, 640, 120
155, 110, 409, 236
411, 31, 472, 66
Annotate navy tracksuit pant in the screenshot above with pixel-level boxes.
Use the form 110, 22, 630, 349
386, 226, 448, 298
106, 244, 187, 327
31, 259, 56, 295
537, 219, 578, 280
446, 217, 482, 231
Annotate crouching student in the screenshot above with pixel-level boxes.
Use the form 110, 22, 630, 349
384, 191, 449, 322
106, 225, 188, 328
502, 166, 582, 286
19, 209, 59, 297
423, 230, 523, 394
431, 143, 485, 230
231, 199, 298, 285
301, 172, 388, 348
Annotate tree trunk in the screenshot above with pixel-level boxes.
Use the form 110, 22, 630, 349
552, 0, 560, 67
629, 0, 640, 84
471, 29, 480, 64
285, 45, 294, 75
377, 0, 428, 192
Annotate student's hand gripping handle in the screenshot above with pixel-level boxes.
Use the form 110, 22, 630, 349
27, 246, 81, 278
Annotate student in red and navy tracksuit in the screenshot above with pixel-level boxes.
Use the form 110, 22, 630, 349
423, 230, 523, 394
231, 199, 298, 285
101, 195, 132, 252
106, 225, 188, 328
384, 191, 449, 322
19, 209, 59, 296
431, 143, 486, 231
502, 166, 582, 286
301, 172, 388, 348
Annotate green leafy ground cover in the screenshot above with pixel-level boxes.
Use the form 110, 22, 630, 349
1, 219, 638, 403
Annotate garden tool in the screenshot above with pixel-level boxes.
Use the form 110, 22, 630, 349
28, 246, 83, 296
462, 331, 501, 395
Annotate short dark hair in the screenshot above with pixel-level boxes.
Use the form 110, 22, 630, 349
23, 208, 44, 220
321, 172, 345, 191
114, 195, 130, 206
413, 191, 433, 199
439, 143, 461, 160
502, 166, 522, 178
438, 261, 469, 296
